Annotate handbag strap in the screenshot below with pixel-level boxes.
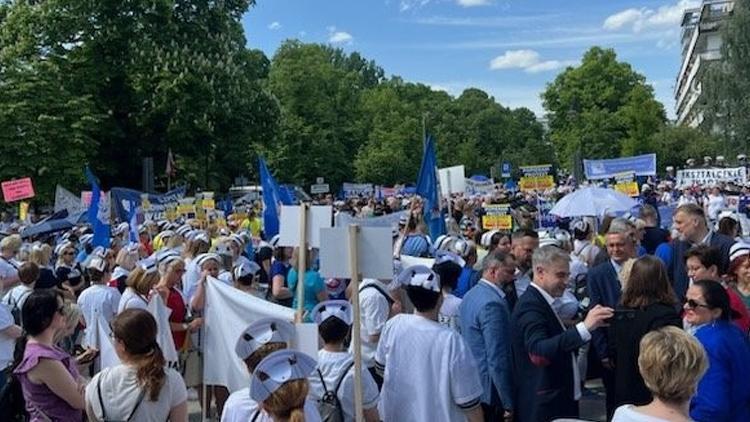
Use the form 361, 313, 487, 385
334, 361, 356, 396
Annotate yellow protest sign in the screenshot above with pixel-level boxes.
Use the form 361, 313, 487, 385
202, 199, 215, 210
482, 205, 513, 231
519, 175, 555, 192
177, 204, 195, 215
19, 201, 29, 221
615, 182, 640, 197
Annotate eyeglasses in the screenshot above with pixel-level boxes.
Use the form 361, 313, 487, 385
684, 298, 711, 310
63, 251, 75, 256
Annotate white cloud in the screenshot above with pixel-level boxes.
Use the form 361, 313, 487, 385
489, 49, 575, 73
327, 26, 353, 45
603, 0, 700, 33
268, 21, 281, 30
490, 49, 541, 70
457, 0, 492, 7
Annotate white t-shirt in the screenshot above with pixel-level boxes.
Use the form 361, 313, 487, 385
439, 293, 462, 332
612, 405, 675, 422
118, 287, 149, 313
350, 279, 390, 368
2, 284, 33, 313
182, 258, 200, 305
308, 350, 379, 422
221, 388, 321, 422
85, 364, 187, 422
0, 256, 20, 291
0, 303, 17, 369
77, 284, 122, 347
375, 314, 483, 421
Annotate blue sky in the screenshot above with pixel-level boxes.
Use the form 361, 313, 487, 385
242, 0, 701, 119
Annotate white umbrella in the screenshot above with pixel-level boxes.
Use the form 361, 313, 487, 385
550, 187, 639, 218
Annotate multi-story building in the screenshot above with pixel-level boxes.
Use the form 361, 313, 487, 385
674, 0, 734, 127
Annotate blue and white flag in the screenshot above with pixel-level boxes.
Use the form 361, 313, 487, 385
84, 167, 111, 248
127, 200, 139, 244
259, 157, 291, 238
416, 136, 446, 239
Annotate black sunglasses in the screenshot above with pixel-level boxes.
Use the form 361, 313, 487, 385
684, 298, 710, 310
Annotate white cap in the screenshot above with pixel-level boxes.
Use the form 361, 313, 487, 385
234, 318, 296, 361
396, 265, 441, 292
311, 300, 353, 326
730, 242, 750, 264
434, 250, 466, 268
234, 261, 261, 279
249, 350, 317, 403
195, 253, 221, 268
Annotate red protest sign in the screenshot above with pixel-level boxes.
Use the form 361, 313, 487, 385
1, 178, 35, 202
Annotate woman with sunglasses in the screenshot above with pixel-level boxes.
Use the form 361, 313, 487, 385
683, 280, 750, 421
55, 242, 85, 297
12, 289, 87, 421
85, 309, 188, 422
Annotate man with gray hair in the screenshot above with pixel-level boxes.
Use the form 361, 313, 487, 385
512, 246, 613, 422
460, 251, 517, 421
587, 224, 637, 419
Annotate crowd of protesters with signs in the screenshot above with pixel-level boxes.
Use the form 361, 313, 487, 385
2, 158, 750, 422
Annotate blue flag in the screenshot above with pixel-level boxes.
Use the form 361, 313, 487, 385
259, 157, 286, 238
84, 167, 111, 248
415, 136, 446, 239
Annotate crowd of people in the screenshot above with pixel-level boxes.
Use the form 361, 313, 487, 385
1, 177, 750, 422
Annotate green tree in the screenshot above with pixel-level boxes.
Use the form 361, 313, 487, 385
0, 0, 277, 191
650, 125, 722, 172
542, 47, 666, 168
265, 41, 384, 188
701, 0, 750, 155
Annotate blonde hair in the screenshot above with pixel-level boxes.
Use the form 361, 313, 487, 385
618, 258, 636, 289
638, 326, 708, 404
29, 244, 52, 267
0, 234, 22, 253
126, 266, 160, 296
262, 379, 308, 422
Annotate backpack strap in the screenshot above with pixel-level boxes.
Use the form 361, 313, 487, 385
360, 283, 394, 306
125, 388, 147, 421
96, 375, 108, 421
250, 409, 261, 422
334, 360, 356, 396
317, 368, 331, 394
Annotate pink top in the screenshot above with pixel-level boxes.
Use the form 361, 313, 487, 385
14, 342, 83, 421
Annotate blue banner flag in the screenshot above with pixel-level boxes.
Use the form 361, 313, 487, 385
110, 187, 186, 222
84, 167, 111, 248
415, 136, 446, 239
259, 157, 288, 238
583, 154, 656, 180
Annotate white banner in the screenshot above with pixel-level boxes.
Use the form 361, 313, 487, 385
342, 183, 374, 198
202, 277, 297, 392
465, 178, 495, 196
676, 167, 747, 187
54, 185, 84, 214
94, 313, 122, 371
148, 294, 179, 366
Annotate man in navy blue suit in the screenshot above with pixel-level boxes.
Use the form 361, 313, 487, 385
460, 250, 518, 421
669, 203, 735, 302
512, 246, 613, 422
587, 225, 637, 419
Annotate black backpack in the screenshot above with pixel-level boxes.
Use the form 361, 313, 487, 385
316, 361, 355, 422
0, 369, 27, 422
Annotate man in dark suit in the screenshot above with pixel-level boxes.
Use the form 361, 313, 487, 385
512, 246, 613, 422
670, 203, 735, 302
460, 250, 517, 421
587, 226, 636, 419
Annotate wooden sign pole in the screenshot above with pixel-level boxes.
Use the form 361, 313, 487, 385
296, 203, 309, 322
348, 224, 364, 422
